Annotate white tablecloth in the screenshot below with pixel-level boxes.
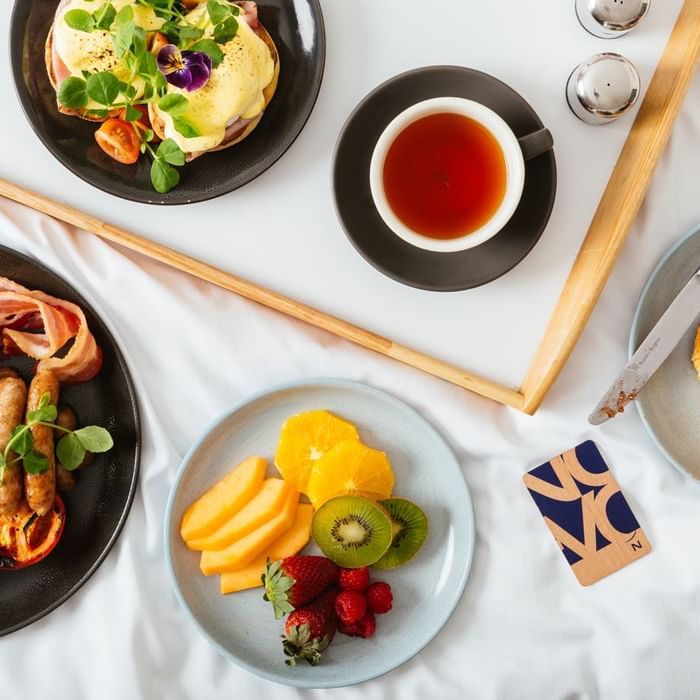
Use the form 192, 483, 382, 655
2, 124, 700, 697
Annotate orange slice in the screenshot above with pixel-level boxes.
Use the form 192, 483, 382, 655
306, 438, 394, 509
274, 410, 359, 493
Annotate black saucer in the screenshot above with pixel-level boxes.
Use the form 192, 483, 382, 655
332, 66, 557, 292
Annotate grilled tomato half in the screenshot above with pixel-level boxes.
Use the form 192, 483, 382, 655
0, 496, 65, 570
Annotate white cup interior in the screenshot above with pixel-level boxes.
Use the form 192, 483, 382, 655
369, 97, 526, 253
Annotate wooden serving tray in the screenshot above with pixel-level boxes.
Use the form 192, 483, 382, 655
2, 0, 700, 413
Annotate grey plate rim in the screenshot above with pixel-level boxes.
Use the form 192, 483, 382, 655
163, 377, 475, 689
629, 224, 700, 481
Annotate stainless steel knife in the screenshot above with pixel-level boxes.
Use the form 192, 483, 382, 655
589, 268, 700, 425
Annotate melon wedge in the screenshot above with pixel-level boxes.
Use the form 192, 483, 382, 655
200, 490, 299, 575
188, 478, 289, 551
180, 456, 266, 543
219, 504, 313, 594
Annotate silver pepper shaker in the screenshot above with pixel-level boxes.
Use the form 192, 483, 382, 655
566, 53, 641, 125
575, 0, 651, 39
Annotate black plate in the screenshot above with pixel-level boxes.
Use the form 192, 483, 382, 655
0, 246, 140, 636
333, 66, 557, 292
10, 0, 325, 205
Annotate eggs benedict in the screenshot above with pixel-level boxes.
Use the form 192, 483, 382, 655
45, 0, 279, 161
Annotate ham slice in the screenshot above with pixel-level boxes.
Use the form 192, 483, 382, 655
0, 277, 102, 384
238, 1, 259, 29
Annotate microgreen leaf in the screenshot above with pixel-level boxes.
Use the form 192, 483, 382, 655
150, 158, 180, 193
123, 104, 142, 121
56, 434, 86, 471
114, 19, 135, 56
178, 25, 204, 43
189, 39, 224, 68
73, 426, 114, 453
213, 16, 238, 44
93, 2, 116, 30
207, 0, 229, 25
28, 404, 57, 424
138, 51, 158, 78
58, 76, 88, 109
157, 93, 189, 116
114, 4, 134, 26
88, 108, 110, 119
156, 138, 185, 166
172, 116, 200, 138
64, 9, 95, 32
38, 392, 50, 409
86, 71, 122, 105
23, 450, 49, 476
7, 425, 32, 459
0, 453, 5, 487
142, 128, 155, 142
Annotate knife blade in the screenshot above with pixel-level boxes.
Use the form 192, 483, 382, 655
589, 268, 700, 425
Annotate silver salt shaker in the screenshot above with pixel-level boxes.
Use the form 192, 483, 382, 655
575, 0, 651, 39
566, 53, 641, 125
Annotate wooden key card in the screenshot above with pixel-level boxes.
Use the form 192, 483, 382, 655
524, 441, 651, 586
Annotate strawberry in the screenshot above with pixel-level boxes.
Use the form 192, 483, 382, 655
337, 566, 369, 592
338, 611, 376, 639
282, 588, 338, 666
263, 556, 338, 619
365, 582, 393, 614
334, 590, 367, 624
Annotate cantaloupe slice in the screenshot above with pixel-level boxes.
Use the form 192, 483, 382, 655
200, 490, 299, 575
188, 478, 290, 551
219, 504, 313, 594
180, 457, 267, 544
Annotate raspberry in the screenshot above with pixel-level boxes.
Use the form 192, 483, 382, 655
339, 612, 376, 639
337, 567, 369, 592
366, 582, 393, 614
334, 590, 367, 624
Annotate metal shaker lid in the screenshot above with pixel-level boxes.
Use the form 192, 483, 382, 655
588, 0, 651, 32
572, 53, 640, 120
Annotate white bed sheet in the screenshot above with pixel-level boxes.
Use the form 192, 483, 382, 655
1, 170, 700, 698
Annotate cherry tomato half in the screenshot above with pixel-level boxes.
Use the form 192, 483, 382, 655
0, 495, 66, 570
95, 118, 141, 165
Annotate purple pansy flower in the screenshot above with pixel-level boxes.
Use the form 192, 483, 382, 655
157, 45, 212, 92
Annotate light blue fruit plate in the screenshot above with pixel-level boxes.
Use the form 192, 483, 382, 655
164, 379, 475, 688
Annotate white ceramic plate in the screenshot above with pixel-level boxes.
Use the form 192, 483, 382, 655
164, 379, 474, 688
631, 227, 700, 480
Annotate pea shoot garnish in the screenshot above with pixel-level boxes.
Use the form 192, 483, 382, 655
0, 393, 113, 485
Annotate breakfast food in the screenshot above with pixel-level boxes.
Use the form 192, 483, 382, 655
188, 477, 290, 551
693, 326, 700, 380
282, 587, 338, 667
311, 495, 393, 568
373, 498, 428, 570
199, 488, 298, 574
263, 555, 338, 619
275, 411, 359, 493
220, 504, 313, 594
180, 408, 428, 668
306, 438, 395, 509
0, 277, 102, 383
0, 279, 114, 570
181, 456, 266, 542
46, 0, 279, 193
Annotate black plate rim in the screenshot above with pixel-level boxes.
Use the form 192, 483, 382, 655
0, 244, 141, 636
9, 0, 327, 206
332, 65, 557, 292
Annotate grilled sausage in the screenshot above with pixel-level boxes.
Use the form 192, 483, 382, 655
55, 406, 76, 492
0, 368, 19, 380
24, 371, 59, 516
0, 377, 28, 515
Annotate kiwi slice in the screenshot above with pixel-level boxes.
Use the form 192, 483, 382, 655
312, 495, 393, 568
373, 498, 428, 569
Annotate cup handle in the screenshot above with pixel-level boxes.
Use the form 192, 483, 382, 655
518, 128, 554, 161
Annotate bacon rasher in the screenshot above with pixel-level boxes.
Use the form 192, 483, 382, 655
0, 277, 102, 384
